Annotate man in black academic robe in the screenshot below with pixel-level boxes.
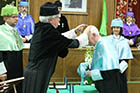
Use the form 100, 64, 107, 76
23, 2, 90, 93
57, 14, 69, 33
55, 1, 69, 33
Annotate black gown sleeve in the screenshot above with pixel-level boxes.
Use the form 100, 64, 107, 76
58, 49, 68, 58
67, 39, 79, 48
119, 59, 129, 63
58, 40, 79, 58
62, 15, 69, 32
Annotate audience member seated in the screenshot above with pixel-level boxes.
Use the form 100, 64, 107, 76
122, 11, 140, 47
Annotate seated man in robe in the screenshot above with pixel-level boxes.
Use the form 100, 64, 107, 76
122, 11, 140, 47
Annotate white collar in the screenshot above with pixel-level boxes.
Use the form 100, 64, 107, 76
21, 13, 27, 19
113, 34, 120, 39
5, 23, 14, 30
127, 22, 132, 26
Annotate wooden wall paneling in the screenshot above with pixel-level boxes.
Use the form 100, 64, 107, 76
29, 0, 116, 35
30, 0, 39, 23
131, 50, 140, 81
87, 0, 115, 34
83, 15, 88, 25
128, 82, 140, 93
67, 15, 78, 29
64, 49, 86, 81
126, 49, 140, 81
29, 0, 56, 23
22, 49, 29, 69
64, 15, 71, 29
106, 0, 116, 35
87, 0, 102, 28
23, 48, 140, 82
76, 15, 83, 25
127, 59, 132, 81
72, 15, 78, 28
63, 13, 88, 31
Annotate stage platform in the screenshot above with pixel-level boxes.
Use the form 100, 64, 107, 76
47, 81, 140, 93
47, 85, 97, 93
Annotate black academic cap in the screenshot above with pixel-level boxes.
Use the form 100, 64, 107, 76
54, 1, 62, 7
40, 2, 59, 16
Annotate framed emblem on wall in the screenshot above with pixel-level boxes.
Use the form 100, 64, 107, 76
60, 0, 87, 12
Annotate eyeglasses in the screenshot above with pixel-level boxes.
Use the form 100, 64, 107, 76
9, 16, 18, 19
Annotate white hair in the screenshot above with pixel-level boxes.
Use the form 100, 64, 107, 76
39, 16, 50, 23
39, 13, 61, 23
89, 25, 99, 36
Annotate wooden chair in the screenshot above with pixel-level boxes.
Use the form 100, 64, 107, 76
0, 77, 24, 93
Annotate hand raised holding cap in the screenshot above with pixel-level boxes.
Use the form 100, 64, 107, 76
75, 24, 88, 33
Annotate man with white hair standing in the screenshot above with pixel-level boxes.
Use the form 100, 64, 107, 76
23, 2, 90, 93
78, 25, 121, 93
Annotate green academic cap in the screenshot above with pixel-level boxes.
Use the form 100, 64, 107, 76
1, 5, 18, 16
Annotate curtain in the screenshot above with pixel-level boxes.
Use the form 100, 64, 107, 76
115, 0, 128, 21
129, 0, 140, 28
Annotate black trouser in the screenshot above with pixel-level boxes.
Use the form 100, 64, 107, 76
119, 59, 129, 93
2, 51, 23, 93
94, 69, 121, 93
120, 71, 128, 93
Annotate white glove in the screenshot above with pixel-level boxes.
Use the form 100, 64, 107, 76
120, 60, 128, 73
128, 39, 134, 45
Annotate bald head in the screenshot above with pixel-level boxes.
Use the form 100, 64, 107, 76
88, 25, 99, 36
87, 25, 100, 46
